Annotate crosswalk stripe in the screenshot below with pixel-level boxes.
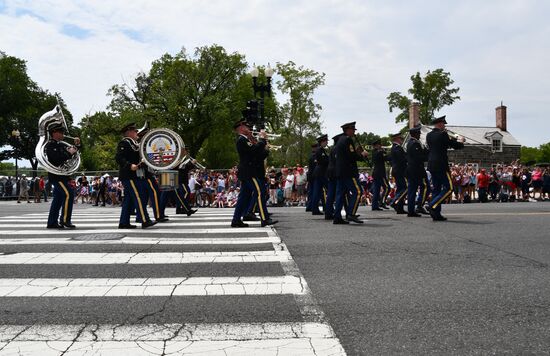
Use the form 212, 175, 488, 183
0, 227, 269, 235
0, 236, 278, 245
0, 221, 260, 228
0, 216, 238, 222
0, 250, 291, 264
0, 276, 304, 297
0, 323, 345, 355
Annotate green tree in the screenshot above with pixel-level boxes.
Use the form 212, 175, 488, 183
79, 111, 121, 171
107, 45, 251, 168
271, 61, 325, 166
387, 69, 460, 125
520, 142, 550, 164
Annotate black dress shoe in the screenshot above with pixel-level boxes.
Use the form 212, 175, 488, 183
433, 215, 447, 221
425, 205, 437, 219
60, 222, 76, 229
119, 224, 137, 229
324, 215, 334, 220
407, 213, 422, 217
231, 220, 249, 228
261, 219, 278, 227
346, 215, 364, 224
333, 218, 349, 225
372, 208, 384, 211
311, 211, 324, 216
305, 208, 311, 212
142, 220, 157, 229
47, 224, 64, 229
156, 217, 169, 223
243, 213, 260, 221
186, 209, 198, 216
176, 209, 185, 214
396, 209, 407, 215
381, 205, 390, 210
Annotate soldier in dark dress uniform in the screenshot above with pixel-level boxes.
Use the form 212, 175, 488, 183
426, 116, 465, 221
324, 134, 343, 220
243, 136, 271, 221
333, 122, 369, 224
173, 150, 198, 216
116, 123, 156, 229
231, 120, 277, 228
45, 123, 81, 229
406, 125, 428, 217
310, 134, 329, 215
388, 133, 407, 214
143, 166, 169, 223
305, 143, 318, 212
371, 140, 390, 211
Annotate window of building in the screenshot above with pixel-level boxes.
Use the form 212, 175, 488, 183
492, 138, 502, 152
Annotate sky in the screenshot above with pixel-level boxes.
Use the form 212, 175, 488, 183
1, 0, 549, 155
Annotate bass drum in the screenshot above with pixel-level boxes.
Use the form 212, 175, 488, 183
139, 128, 185, 170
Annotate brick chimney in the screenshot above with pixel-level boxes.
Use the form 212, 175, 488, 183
409, 102, 420, 128
496, 103, 507, 131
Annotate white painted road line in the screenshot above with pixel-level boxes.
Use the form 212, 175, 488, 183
0, 236, 279, 245
0, 216, 238, 223
0, 251, 292, 264
0, 276, 305, 297
0, 323, 345, 355
0, 221, 260, 228
0, 227, 269, 235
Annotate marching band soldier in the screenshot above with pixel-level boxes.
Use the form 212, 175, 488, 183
46, 123, 81, 229
333, 122, 368, 224
310, 134, 329, 215
116, 123, 156, 229
388, 133, 407, 214
243, 134, 271, 221
305, 143, 318, 212
231, 120, 277, 228
324, 133, 343, 220
371, 139, 390, 211
426, 116, 465, 221
406, 125, 428, 217
173, 148, 198, 216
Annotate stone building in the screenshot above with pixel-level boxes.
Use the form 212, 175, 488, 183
409, 103, 521, 170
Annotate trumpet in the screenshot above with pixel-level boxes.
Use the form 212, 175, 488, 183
444, 129, 466, 143
267, 144, 282, 151
252, 130, 281, 139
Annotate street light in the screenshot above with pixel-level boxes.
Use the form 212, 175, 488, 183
11, 129, 20, 181
249, 63, 274, 127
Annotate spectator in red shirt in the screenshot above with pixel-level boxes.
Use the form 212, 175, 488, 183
477, 169, 490, 202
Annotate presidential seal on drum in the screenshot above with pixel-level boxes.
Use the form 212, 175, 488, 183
139, 128, 185, 170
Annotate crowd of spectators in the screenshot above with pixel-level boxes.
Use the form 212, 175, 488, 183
2, 162, 549, 208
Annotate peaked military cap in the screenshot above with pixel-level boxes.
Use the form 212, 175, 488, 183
316, 134, 328, 142
340, 121, 357, 130
120, 122, 137, 134
391, 132, 403, 139
233, 120, 251, 129
332, 133, 343, 142
48, 122, 65, 133
409, 125, 422, 134
431, 115, 447, 125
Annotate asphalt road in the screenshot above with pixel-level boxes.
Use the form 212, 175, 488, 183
0, 200, 549, 355
276, 201, 550, 355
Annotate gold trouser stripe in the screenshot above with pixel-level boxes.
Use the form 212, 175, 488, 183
351, 178, 361, 215
251, 178, 266, 221
396, 178, 408, 203
58, 181, 70, 223
322, 187, 327, 203
147, 179, 160, 219
182, 183, 189, 199
421, 179, 428, 205
130, 180, 146, 222
175, 187, 187, 211
432, 172, 453, 208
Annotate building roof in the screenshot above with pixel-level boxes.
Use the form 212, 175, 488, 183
418, 125, 521, 146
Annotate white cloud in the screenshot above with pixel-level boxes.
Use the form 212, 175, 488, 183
1, 0, 549, 147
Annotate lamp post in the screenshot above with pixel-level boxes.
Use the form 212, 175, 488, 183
250, 63, 274, 126
11, 129, 20, 180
